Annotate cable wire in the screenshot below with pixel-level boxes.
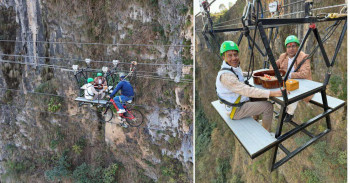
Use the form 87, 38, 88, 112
0, 40, 192, 47
0, 53, 193, 67
0, 87, 192, 112
311, 4, 347, 11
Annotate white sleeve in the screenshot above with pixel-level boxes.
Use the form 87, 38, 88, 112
81, 84, 87, 90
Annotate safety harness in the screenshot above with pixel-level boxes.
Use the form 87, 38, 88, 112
217, 67, 248, 119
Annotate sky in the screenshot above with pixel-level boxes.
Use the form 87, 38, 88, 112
194, 0, 238, 15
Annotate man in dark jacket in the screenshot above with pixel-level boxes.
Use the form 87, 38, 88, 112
107, 72, 134, 113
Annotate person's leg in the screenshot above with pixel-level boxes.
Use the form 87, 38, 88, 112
276, 101, 298, 115
276, 101, 298, 122
233, 101, 273, 131
287, 101, 298, 115
113, 95, 130, 112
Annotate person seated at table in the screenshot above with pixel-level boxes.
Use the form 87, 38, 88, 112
81, 78, 105, 100
216, 41, 283, 133
94, 73, 107, 91
270, 35, 312, 122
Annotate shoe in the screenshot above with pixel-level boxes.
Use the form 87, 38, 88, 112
120, 122, 128, 128
117, 109, 126, 113
284, 114, 294, 122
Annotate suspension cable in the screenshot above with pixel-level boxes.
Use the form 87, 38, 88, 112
0, 40, 192, 47
0, 87, 192, 111
0, 53, 193, 67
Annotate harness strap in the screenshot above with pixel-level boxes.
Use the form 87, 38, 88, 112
86, 85, 94, 96
217, 67, 248, 119
229, 95, 242, 119
294, 58, 308, 72
220, 67, 239, 79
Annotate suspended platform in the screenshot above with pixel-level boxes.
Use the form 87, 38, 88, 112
75, 97, 108, 105
212, 100, 277, 158
203, 0, 347, 171
212, 79, 345, 170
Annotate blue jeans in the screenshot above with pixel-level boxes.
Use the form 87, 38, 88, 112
113, 95, 132, 110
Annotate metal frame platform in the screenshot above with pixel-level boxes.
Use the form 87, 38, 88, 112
212, 100, 277, 158
75, 97, 108, 105
205, 0, 347, 171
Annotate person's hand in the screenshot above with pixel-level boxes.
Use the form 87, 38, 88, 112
269, 90, 283, 97
269, 89, 290, 97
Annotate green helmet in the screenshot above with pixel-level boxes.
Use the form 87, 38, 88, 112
87, 78, 94, 83
285, 35, 300, 47
220, 41, 239, 56
97, 73, 103, 77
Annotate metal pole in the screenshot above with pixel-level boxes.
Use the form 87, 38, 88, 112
331, 20, 347, 67
237, 32, 244, 46
313, 28, 331, 67
257, 22, 288, 103
321, 90, 331, 129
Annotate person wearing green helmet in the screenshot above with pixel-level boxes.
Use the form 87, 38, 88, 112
216, 41, 282, 132
94, 72, 107, 91
270, 35, 312, 122
80, 77, 105, 100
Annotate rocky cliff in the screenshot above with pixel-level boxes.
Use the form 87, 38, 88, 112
195, 0, 346, 182
0, 0, 193, 182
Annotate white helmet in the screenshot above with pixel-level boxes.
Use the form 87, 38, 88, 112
119, 72, 126, 79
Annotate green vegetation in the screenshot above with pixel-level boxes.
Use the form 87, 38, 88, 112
329, 73, 347, 100
184, 74, 193, 80
137, 168, 155, 183
45, 152, 71, 181
195, 107, 215, 158
49, 126, 64, 149
2, 90, 14, 103
212, 157, 231, 183
3, 159, 34, 175
150, 0, 158, 7
34, 80, 58, 94
102, 163, 119, 183
177, 4, 188, 15
48, 97, 63, 112
72, 163, 119, 183
158, 155, 187, 182
307, 140, 347, 181
72, 137, 87, 155
34, 80, 64, 111
4, 144, 17, 154
183, 59, 193, 65
72, 163, 101, 182
229, 174, 244, 183
45, 151, 120, 182
167, 135, 182, 151
143, 159, 155, 168
153, 24, 165, 37
301, 169, 320, 183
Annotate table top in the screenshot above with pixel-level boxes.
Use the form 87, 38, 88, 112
247, 75, 323, 103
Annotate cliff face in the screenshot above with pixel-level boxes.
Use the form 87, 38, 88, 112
0, 0, 193, 182
196, 0, 346, 182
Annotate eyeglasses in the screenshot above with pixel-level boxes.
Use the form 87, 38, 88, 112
286, 45, 298, 49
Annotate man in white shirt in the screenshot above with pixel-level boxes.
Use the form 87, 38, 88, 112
81, 78, 105, 100
216, 41, 283, 132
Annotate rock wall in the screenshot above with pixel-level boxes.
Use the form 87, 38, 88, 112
0, 0, 193, 182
